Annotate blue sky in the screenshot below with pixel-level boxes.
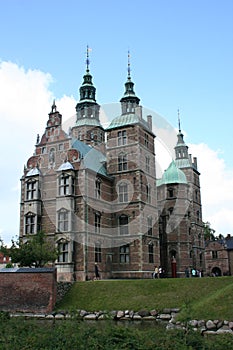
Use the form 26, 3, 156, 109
0, 0, 233, 243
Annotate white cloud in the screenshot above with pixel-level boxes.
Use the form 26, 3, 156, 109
189, 143, 233, 235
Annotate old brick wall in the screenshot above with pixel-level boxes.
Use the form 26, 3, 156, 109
0, 268, 57, 313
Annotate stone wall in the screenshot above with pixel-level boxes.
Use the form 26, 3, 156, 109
0, 267, 57, 313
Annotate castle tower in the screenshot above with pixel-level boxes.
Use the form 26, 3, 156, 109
72, 46, 105, 145
105, 53, 159, 278
157, 112, 205, 277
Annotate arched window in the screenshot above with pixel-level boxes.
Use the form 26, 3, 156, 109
119, 215, 129, 235
58, 209, 69, 232
118, 153, 127, 172
118, 183, 128, 202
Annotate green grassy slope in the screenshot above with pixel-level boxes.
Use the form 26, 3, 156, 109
56, 277, 233, 320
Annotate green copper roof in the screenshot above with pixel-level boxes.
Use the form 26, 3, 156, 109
157, 160, 187, 186
175, 158, 191, 168
106, 113, 150, 131
75, 118, 102, 127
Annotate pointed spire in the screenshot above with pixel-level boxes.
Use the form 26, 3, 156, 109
86, 45, 91, 73
174, 109, 189, 161
120, 51, 140, 114
51, 100, 57, 113
178, 108, 181, 133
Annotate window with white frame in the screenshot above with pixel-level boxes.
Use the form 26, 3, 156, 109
25, 212, 36, 234
144, 133, 149, 148
118, 183, 128, 202
58, 173, 74, 196
118, 153, 127, 172
58, 241, 69, 263
26, 180, 37, 200
95, 243, 102, 263
119, 215, 129, 235
120, 244, 130, 263
58, 209, 69, 232
118, 130, 127, 146
95, 213, 101, 234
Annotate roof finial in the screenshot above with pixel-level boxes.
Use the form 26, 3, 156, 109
178, 108, 181, 132
127, 50, 131, 79
51, 99, 57, 113
86, 45, 91, 72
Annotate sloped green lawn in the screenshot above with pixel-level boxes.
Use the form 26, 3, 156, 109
56, 277, 233, 320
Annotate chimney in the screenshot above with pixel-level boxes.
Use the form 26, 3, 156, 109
147, 115, 152, 130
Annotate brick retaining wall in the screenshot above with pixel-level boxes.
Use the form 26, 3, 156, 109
0, 268, 57, 313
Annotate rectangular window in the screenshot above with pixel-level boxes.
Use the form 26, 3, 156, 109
147, 216, 153, 235
59, 175, 70, 196
120, 245, 130, 263
95, 213, 101, 233
212, 251, 218, 259
26, 181, 36, 200
146, 156, 150, 173
148, 244, 154, 263
119, 215, 129, 235
25, 214, 35, 234
146, 185, 151, 204
58, 242, 68, 263
95, 180, 101, 199
119, 183, 128, 202
58, 210, 69, 232
118, 130, 127, 146
144, 133, 149, 148
95, 243, 102, 263
118, 154, 127, 172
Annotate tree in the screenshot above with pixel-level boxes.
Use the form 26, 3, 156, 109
9, 231, 59, 268
203, 222, 215, 241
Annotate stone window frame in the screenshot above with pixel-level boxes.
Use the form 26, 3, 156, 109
58, 172, 75, 196
94, 212, 101, 234
57, 208, 69, 232
144, 133, 149, 148
95, 178, 101, 199
95, 242, 102, 263
119, 244, 130, 263
147, 216, 153, 235
118, 153, 127, 172
146, 184, 151, 203
145, 155, 150, 173
212, 250, 218, 259
148, 242, 154, 263
118, 182, 128, 203
25, 178, 38, 201
57, 239, 69, 263
117, 130, 127, 146
25, 212, 36, 234
119, 215, 129, 235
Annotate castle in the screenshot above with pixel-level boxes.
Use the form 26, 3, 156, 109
19, 52, 205, 281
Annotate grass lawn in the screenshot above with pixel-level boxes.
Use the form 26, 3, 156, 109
56, 276, 233, 320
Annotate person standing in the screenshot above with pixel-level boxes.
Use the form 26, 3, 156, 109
153, 266, 159, 279
94, 263, 100, 280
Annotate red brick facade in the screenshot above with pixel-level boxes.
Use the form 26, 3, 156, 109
19, 63, 205, 281
0, 268, 57, 313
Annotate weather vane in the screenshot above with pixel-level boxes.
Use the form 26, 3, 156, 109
177, 108, 181, 132
86, 45, 92, 71
127, 50, 131, 78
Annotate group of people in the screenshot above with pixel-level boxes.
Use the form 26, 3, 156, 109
152, 266, 164, 279
185, 267, 204, 278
